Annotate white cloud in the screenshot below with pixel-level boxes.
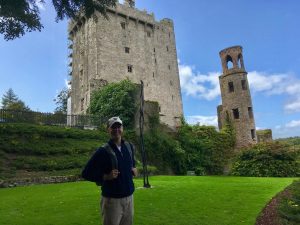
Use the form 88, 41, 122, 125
179, 63, 220, 100
286, 120, 300, 128
284, 98, 300, 113
178, 60, 300, 113
247, 71, 287, 93
186, 115, 218, 127
227, 71, 300, 109
64, 79, 71, 89
248, 71, 300, 113
256, 127, 266, 130
272, 120, 300, 138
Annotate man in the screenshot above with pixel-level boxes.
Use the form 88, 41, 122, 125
82, 116, 137, 225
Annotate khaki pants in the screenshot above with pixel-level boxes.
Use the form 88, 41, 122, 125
100, 195, 134, 225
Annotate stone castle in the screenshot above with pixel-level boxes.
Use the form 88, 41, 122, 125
67, 0, 183, 128
217, 46, 257, 148
67, 1, 271, 148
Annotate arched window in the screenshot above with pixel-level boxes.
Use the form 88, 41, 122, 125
238, 54, 243, 68
226, 55, 233, 69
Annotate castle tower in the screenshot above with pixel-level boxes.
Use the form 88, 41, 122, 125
217, 46, 257, 148
67, 1, 183, 128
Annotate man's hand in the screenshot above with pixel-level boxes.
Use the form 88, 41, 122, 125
132, 167, 138, 177
103, 169, 120, 181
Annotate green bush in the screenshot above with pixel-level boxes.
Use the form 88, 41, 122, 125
0, 123, 109, 179
195, 167, 206, 176
0, 138, 101, 155
0, 123, 107, 140
231, 142, 300, 177
278, 179, 300, 224
12, 155, 90, 171
177, 123, 234, 175
89, 79, 138, 128
136, 165, 158, 175
143, 129, 186, 175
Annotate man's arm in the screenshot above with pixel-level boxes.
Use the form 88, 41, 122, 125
81, 149, 104, 182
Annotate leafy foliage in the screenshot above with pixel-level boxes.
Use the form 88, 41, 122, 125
12, 155, 90, 171
0, 123, 108, 179
1, 88, 30, 111
89, 79, 138, 128
54, 87, 68, 113
277, 136, 300, 152
0, 0, 117, 40
143, 128, 186, 175
0, 0, 43, 40
278, 179, 300, 224
177, 123, 235, 175
231, 142, 300, 177
52, 0, 117, 21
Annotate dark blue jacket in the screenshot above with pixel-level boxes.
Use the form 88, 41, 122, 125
82, 139, 135, 198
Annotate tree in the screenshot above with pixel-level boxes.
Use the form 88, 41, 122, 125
6, 100, 31, 111
0, 0, 117, 40
89, 79, 137, 128
54, 87, 68, 113
1, 88, 31, 111
1, 88, 18, 108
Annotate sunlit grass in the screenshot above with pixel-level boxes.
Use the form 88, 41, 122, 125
0, 176, 295, 225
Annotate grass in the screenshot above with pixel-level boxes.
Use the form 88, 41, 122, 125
0, 176, 296, 225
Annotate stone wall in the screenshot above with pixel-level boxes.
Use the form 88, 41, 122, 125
257, 129, 273, 143
68, 2, 183, 129
0, 175, 82, 188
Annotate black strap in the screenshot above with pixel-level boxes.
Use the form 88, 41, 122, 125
104, 143, 118, 170
103, 142, 133, 170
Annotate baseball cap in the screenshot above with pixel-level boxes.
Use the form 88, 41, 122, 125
107, 117, 123, 128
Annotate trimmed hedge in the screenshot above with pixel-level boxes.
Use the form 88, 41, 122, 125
0, 123, 107, 180
11, 155, 90, 171
0, 123, 107, 139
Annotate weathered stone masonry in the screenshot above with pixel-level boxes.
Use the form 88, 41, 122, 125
217, 46, 257, 148
68, 0, 183, 128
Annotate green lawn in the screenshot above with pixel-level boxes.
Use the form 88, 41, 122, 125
0, 176, 295, 225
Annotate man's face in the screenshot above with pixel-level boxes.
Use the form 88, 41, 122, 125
108, 123, 123, 139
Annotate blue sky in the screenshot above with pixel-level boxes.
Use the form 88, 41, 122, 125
0, 0, 300, 138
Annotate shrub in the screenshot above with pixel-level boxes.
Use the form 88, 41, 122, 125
177, 123, 234, 175
143, 128, 186, 175
89, 79, 138, 128
278, 179, 300, 224
231, 142, 300, 177
136, 165, 158, 176
12, 155, 90, 171
195, 167, 206, 176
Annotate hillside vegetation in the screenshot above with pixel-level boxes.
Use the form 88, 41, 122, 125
0, 123, 109, 180
1, 121, 298, 181
277, 136, 300, 151
0, 120, 236, 181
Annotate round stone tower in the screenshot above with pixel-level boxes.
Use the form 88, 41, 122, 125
217, 46, 257, 148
